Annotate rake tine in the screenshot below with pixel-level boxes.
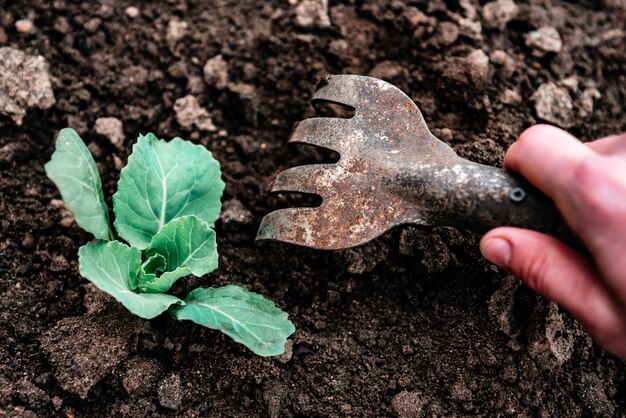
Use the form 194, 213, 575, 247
271, 164, 336, 195
256, 207, 322, 247
312, 75, 363, 109
288, 117, 352, 154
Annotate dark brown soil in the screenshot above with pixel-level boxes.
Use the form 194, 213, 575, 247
1, 0, 625, 416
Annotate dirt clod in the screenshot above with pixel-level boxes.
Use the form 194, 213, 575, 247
174, 95, 217, 132
0, 47, 55, 125
525, 27, 563, 56
527, 302, 577, 370
157, 373, 183, 410
221, 198, 254, 225
295, 0, 331, 28
203, 55, 230, 90
94, 117, 125, 149
532, 82, 574, 128
122, 357, 164, 396
482, 0, 519, 29
441, 49, 490, 92
166, 20, 188, 45
16, 379, 50, 409
15, 19, 34, 34
125, 6, 140, 18
391, 391, 426, 418
40, 309, 142, 398
368, 61, 408, 82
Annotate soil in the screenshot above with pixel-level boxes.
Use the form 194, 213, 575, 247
1, 0, 625, 416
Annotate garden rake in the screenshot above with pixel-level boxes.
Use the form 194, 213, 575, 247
256, 75, 573, 250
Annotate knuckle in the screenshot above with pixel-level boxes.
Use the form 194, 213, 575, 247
568, 157, 617, 217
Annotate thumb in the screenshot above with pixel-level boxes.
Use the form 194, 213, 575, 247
480, 227, 626, 355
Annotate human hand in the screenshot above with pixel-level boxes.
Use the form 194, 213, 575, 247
480, 124, 626, 358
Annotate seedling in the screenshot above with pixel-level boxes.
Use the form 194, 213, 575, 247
45, 128, 295, 356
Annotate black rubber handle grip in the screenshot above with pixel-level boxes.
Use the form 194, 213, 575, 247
414, 158, 582, 248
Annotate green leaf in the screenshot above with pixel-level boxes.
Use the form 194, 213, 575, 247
140, 216, 218, 293
113, 133, 224, 249
78, 241, 182, 319
171, 285, 296, 356
135, 253, 166, 291
44, 128, 113, 240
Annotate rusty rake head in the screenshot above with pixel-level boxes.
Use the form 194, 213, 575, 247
256, 75, 460, 250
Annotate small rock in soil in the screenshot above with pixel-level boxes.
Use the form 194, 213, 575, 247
368, 61, 408, 81
59, 213, 75, 228
441, 49, 490, 91
577, 87, 601, 118
40, 310, 142, 398
52, 396, 63, 410
0, 27, 7, 44
94, 117, 125, 149
328, 39, 347, 58
525, 27, 562, 56
221, 198, 254, 224
174, 95, 217, 132
499, 88, 522, 105
559, 76, 579, 91
448, 10, 483, 41
490, 49, 517, 74
15, 19, 34, 34
157, 373, 183, 410
0, 47, 55, 125
16, 379, 50, 409
167, 60, 188, 79
431, 21, 460, 47
532, 82, 574, 128
125, 6, 140, 18
295, 0, 331, 28
166, 20, 188, 44
391, 391, 426, 418
122, 357, 164, 396
482, 0, 519, 29
203, 54, 229, 90
84, 18, 101, 33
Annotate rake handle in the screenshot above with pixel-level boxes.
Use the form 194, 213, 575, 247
420, 159, 581, 248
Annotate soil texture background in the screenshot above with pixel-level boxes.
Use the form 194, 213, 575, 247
1, 0, 625, 416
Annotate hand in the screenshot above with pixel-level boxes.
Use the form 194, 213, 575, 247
480, 124, 626, 358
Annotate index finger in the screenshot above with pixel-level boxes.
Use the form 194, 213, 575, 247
504, 124, 595, 203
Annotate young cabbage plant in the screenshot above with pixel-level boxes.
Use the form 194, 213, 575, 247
44, 128, 295, 356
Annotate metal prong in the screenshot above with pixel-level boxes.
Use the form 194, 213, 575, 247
255, 207, 322, 248
289, 117, 351, 154
312, 75, 364, 109
271, 164, 336, 195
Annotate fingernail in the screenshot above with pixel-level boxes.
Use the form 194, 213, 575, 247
481, 238, 512, 269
